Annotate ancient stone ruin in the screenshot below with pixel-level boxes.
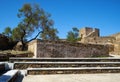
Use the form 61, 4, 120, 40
28, 40, 109, 58
79, 27, 120, 55
27, 27, 120, 58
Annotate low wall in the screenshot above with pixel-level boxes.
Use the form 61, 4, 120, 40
81, 37, 115, 44
28, 40, 109, 58
111, 42, 120, 55
28, 40, 37, 58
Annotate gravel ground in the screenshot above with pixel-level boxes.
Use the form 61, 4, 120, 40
22, 73, 120, 82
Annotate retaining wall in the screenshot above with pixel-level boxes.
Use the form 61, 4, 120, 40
28, 40, 109, 58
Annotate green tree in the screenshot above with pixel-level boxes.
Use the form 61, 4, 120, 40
2, 3, 59, 50
2, 27, 12, 38
17, 4, 43, 42
12, 26, 25, 41
40, 27, 59, 40
13, 3, 58, 50
67, 27, 80, 42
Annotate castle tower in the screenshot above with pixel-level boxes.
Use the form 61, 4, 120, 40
79, 27, 100, 39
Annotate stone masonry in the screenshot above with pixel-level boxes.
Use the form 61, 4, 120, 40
28, 40, 109, 58
79, 27, 120, 55
79, 27, 100, 38
28, 27, 120, 57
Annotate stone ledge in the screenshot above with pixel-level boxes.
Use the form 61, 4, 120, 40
10, 57, 120, 62
27, 67, 120, 70
14, 62, 120, 69
27, 67, 120, 74
14, 62, 120, 64
0, 70, 19, 82
10, 57, 120, 60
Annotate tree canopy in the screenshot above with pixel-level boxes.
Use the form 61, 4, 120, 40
66, 27, 80, 43
2, 27, 12, 38
2, 3, 59, 50
40, 27, 59, 40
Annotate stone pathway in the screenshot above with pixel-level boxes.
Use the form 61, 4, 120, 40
23, 73, 120, 82
110, 54, 120, 58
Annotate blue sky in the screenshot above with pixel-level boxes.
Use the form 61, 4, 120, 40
0, 0, 120, 39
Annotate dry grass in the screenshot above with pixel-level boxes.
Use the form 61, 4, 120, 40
0, 50, 32, 55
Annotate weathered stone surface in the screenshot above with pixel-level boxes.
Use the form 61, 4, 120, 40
9, 57, 120, 62
79, 27, 99, 38
0, 70, 19, 82
27, 67, 120, 75
79, 27, 120, 55
14, 62, 120, 69
35, 40, 109, 58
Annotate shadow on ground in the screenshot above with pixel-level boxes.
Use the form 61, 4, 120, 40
15, 74, 24, 82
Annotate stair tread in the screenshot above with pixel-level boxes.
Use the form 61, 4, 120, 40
10, 57, 120, 60
27, 67, 120, 70
0, 70, 19, 81
14, 62, 120, 64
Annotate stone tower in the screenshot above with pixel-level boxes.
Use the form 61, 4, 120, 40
79, 27, 100, 39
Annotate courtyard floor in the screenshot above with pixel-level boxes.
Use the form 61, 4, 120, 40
22, 73, 120, 82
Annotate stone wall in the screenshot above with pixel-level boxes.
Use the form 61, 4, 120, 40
28, 40, 37, 58
79, 27, 99, 38
80, 36, 115, 53
112, 42, 120, 55
28, 40, 109, 58
81, 37, 116, 44
79, 27, 120, 55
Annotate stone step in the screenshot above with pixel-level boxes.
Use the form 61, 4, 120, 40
0, 63, 5, 71
27, 67, 120, 75
0, 54, 9, 61
0, 63, 6, 76
0, 70, 19, 82
14, 62, 120, 69
9, 57, 120, 62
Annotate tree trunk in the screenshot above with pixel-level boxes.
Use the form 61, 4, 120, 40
27, 31, 42, 43
21, 40, 26, 51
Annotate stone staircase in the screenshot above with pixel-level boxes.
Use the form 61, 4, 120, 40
10, 57, 120, 75
0, 63, 20, 82
0, 63, 6, 76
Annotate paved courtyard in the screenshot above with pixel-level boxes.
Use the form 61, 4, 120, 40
23, 73, 120, 82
